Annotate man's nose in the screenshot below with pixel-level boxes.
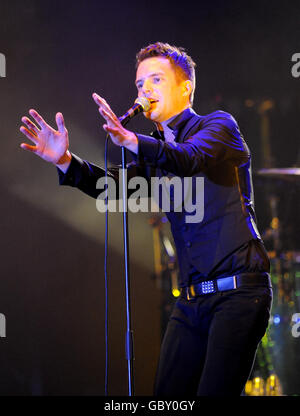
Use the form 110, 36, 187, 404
141, 79, 152, 96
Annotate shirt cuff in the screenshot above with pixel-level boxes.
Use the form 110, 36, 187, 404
57, 153, 84, 186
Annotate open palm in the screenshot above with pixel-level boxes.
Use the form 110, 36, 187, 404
20, 109, 69, 164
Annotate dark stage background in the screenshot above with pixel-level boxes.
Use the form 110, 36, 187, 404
0, 0, 299, 395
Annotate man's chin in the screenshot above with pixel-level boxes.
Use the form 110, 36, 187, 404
144, 110, 160, 122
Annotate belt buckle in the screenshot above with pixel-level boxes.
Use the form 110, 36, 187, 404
216, 275, 237, 291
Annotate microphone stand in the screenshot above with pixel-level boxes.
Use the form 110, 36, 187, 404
120, 120, 134, 396
116, 99, 150, 395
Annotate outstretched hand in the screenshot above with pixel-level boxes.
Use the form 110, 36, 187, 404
92, 93, 138, 154
20, 109, 71, 166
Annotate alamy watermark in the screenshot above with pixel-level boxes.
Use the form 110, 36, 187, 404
0, 53, 6, 78
96, 170, 204, 224
291, 53, 300, 78
291, 313, 300, 338
0, 313, 6, 338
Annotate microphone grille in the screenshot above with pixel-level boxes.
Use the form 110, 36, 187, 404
135, 97, 151, 112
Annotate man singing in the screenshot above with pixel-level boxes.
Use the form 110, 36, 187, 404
20, 42, 272, 396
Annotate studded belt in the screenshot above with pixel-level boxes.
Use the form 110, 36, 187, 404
180, 273, 272, 300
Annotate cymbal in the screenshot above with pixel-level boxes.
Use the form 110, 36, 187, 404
255, 168, 300, 182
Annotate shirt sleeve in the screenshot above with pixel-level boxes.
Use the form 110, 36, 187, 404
57, 153, 147, 199
57, 153, 111, 198
135, 111, 249, 177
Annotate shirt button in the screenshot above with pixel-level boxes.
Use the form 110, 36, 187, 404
186, 241, 192, 248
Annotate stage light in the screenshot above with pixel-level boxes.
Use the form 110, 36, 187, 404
245, 380, 252, 395
271, 217, 279, 230
252, 377, 265, 396
172, 288, 180, 298
273, 314, 281, 325
266, 374, 282, 396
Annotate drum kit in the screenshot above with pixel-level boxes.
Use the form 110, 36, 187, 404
255, 167, 300, 185
248, 166, 300, 396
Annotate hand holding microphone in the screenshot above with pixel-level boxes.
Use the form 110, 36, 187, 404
92, 93, 152, 154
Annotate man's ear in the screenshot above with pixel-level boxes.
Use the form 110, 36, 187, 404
182, 80, 193, 99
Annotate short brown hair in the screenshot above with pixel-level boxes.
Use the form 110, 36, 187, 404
136, 42, 196, 104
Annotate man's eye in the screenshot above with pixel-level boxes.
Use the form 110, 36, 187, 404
153, 77, 161, 83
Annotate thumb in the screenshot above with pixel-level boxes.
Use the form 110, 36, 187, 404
56, 112, 66, 133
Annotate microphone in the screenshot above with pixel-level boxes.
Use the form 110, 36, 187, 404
119, 97, 152, 126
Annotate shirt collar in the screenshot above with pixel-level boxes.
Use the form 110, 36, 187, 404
166, 107, 196, 132
150, 107, 197, 141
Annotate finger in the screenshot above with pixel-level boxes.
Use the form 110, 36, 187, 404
92, 92, 104, 106
99, 107, 119, 125
103, 124, 120, 134
93, 93, 116, 118
20, 126, 39, 144
20, 142, 37, 153
99, 107, 112, 122
56, 112, 66, 133
29, 109, 48, 129
21, 116, 40, 134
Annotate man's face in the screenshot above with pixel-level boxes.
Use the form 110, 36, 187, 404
135, 57, 190, 123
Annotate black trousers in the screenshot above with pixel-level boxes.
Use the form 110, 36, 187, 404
154, 284, 273, 396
